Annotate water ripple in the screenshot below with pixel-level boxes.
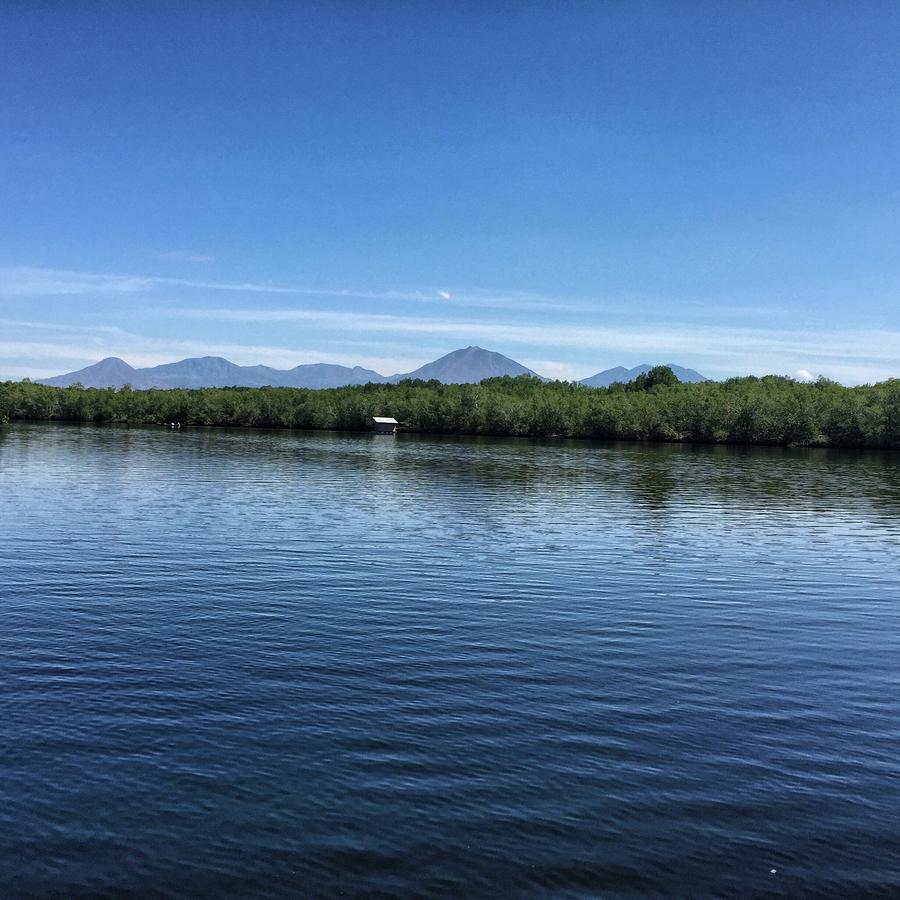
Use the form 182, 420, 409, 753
2, 425, 900, 897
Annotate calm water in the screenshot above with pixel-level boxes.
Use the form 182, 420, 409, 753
2, 425, 900, 897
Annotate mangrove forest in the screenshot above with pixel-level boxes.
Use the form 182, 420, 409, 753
2, 367, 900, 448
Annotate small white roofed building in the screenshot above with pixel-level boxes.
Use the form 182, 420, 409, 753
372, 416, 398, 435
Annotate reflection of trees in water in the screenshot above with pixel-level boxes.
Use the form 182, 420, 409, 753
194, 430, 898, 509
264, 432, 900, 526
7, 424, 900, 527
626, 461, 677, 510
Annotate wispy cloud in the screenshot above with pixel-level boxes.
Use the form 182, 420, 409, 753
0, 326, 425, 379
0, 266, 590, 313
520, 359, 581, 381
3, 315, 899, 384
2, 266, 899, 385
0, 341, 116, 365
0, 317, 130, 336
0, 266, 798, 325
169, 305, 900, 365
0, 268, 153, 297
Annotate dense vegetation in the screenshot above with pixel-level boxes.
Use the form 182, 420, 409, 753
2, 367, 900, 448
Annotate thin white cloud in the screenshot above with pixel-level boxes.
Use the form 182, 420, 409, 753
3, 321, 899, 385
0, 341, 176, 370
0, 267, 154, 297
0, 365, 73, 381
0, 332, 424, 380
2, 266, 899, 385
0, 317, 130, 336
0, 266, 590, 313
167, 306, 900, 383
169, 305, 900, 365
0, 341, 109, 364
520, 359, 582, 381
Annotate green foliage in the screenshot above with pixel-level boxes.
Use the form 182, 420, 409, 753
2, 372, 900, 448
628, 365, 680, 391
0, 382, 11, 424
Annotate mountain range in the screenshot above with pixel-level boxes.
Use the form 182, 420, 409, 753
36, 347, 707, 389
36, 355, 388, 390
579, 363, 708, 387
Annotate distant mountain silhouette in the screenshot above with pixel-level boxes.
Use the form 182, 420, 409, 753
39, 357, 140, 389
37, 350, 708, 390
579, 363, 707, 387
390, 346, 540, 383
38, 356, 387, 389
279, 363, 390, 389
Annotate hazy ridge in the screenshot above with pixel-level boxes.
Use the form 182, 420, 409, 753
37, 346, 707, 389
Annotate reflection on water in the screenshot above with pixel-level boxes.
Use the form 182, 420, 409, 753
2, 424, 900, 897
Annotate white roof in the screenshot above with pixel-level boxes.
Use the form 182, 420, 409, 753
372, 416, 398, 424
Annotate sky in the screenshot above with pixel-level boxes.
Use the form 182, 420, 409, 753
2, 2, 899, 384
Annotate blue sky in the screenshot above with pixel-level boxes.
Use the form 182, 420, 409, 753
2, 3, 899, 383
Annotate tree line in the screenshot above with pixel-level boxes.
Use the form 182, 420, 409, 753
2, 367, 900, 448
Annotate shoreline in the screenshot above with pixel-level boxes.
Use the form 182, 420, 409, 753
5, 416, 900, 454
3, 376, 900, 450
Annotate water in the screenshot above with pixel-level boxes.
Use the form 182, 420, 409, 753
2, 424, 900, 897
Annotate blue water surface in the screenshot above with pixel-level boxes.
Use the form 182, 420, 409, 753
2, 425, 899, 897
